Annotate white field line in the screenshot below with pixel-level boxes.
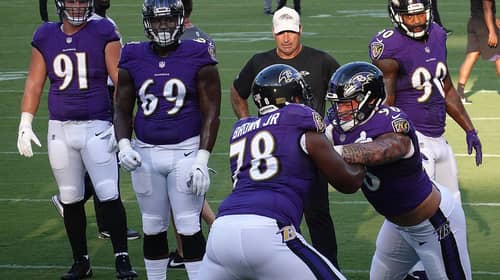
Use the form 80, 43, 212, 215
0, 197, 498, 207
0, 264, 498, 276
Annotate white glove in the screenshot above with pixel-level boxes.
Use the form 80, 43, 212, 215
118, 138, 142, 172
17, 112, 42, 157
97, 125, 117, 153
188, 149, 211, 196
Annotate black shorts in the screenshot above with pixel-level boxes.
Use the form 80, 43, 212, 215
466, 17, 500, 61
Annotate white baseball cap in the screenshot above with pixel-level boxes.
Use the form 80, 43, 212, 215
273, 7, 300, 34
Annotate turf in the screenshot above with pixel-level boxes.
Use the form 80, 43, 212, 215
0, 0, 499, 279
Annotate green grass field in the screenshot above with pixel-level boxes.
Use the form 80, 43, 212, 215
1, 0, 499, 279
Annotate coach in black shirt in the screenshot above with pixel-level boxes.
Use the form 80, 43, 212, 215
230, 6, 342, 268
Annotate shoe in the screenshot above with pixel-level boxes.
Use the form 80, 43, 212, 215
98, 231, 111, 240
404, 270, 428, 280
98, 229, 142, 240
461, 97, 472, 104
51, 195, 64, 217
167, 250, 185, 269
126, 228, 141, 240
61, 256, 92, 280
444, 28, 453, 35
264, 10, 273, 15
115, 254, 138, 279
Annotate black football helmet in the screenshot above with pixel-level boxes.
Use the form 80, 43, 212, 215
388, 0, 433, 39
326, 62, 385, 132
142, 0, 185, 47
55, 0, 93, 26
251, 64, 311, 115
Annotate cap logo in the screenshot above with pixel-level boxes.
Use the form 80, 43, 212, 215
280, 14, 294, 20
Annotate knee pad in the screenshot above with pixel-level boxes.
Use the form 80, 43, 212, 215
93, 179, 119, 201
369, 253, 391, 280
59, 185, 85, 204
143, 232, 169, 259
175, 212, 201, 235
142, 213, 168, 235
180, 231, 206, 261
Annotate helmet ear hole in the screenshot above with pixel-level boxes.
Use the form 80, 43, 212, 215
356, 112, 365, 121
356, 94, 365, 103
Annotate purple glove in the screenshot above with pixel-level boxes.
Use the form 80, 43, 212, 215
466, 130, 482, 166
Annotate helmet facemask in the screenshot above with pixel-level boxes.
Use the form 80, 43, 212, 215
389, 0, 433, 39
143, 0, 185, 47
56, 0, 94, 26
327, 91, 378, 132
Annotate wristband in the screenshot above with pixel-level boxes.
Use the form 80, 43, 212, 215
195, 149, 210, 166
118, 138, 132, 151
20, 112, 34, 127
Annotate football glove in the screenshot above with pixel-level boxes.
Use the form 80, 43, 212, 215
466, 130, 482, 166
17, 112, 41, 157
97, 125, 117, 153
118, 138, 142, 172
187, 149, 211, 196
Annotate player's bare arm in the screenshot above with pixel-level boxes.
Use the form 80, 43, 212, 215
104, 40, 121, 85
443, 75, 476, 132
342, 132, 412, 166
230, 85, 250, 119
197, 64, 221, 151
114, 68, 136, 140
305, 131, 365, 194
21, 48, 47, 114
372, 58, 399, 106
483, 0, 498, 47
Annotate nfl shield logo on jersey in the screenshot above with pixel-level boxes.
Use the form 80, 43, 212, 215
391, 118, 410, 134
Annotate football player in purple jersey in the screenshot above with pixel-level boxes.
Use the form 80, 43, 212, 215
113, 0, 221, 279
165, 0, 218, 269
48, 0, 142, 243
198, 64, 365, 280
324, 61, 472, 280
16, 0, 137, 279
369, 0, 482, 204
369, 4, 480, 277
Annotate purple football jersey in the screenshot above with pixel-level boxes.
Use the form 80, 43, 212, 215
119, 40, 217, 145
219, 104, 325, 229
32, 20, 120, 121
369, 23, 448, 137
325, 105, 433, 217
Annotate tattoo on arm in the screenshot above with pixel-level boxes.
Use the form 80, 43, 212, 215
342, 133, 411, 166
